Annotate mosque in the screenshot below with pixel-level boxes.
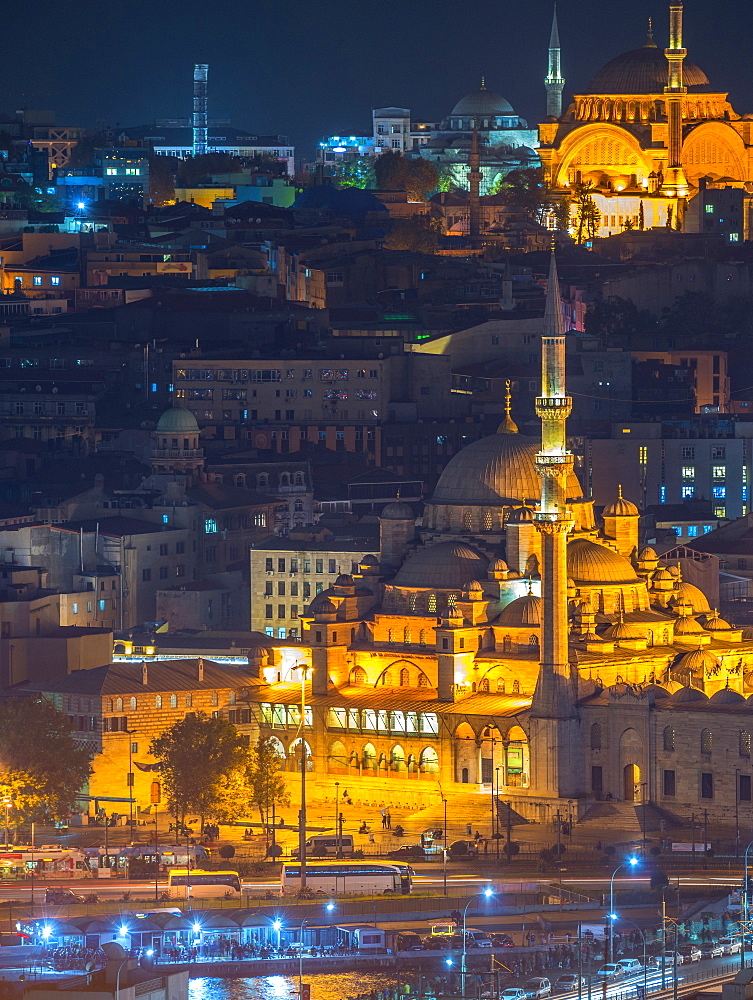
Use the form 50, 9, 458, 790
538, 2, 753, 237
238, 256, 753, 832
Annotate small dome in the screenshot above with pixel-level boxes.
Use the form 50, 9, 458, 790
603, 621, 647, 640
567, 538, 642, 585
643, 683, 670, 699
639, 546, 658, 561
491, 557, 508, 572
444, 605, 464, 622
334, 573, 354, 587
653, 568, 674, 581
702, 611, 733, 631
360, 555, 379, 567
676, 648, 720, 672
381, 500, 414, 520
246, 645, 268, 661
464, 579, 484, 593
451, 85, 515, 117
393, 541, 488, 590
674, 616, 707, 636
709, 687, 746, 706
496, 593, 542, 627
156, 407, 200, 434
309, 593, 336, 614
603, 487, 639, 517
508, 506, 535, 524
671, 685, 709, 704
673, 582, 711, 614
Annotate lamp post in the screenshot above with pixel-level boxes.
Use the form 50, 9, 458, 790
296, 662, 312, 890
741, 839, 753, 970
611, 915, 647, 996
299, 917, 307, 998
462, 887, 494, 997
609, 857, 639, 964
2, 796, 12, 846
124, 729, 136, 833
114, 956, 130, 1000
735, 769, 740, 859
273, 918, 282, 953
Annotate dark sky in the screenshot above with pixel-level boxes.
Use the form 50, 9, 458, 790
6, 0, 752, 158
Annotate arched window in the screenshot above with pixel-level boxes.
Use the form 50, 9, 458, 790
399, 667, 410, 686
512, 679, 520, 694
290, 738, 313, 772
257, 473, 269, 488
403, 627, 412, 645
170, 694, 178, 708
409, 593, 417, 612
700, 728, 712, 755
663, 726, 675, 751
115, 697, 123, 712
447, 592, 457, 607
328, 740, 347, 774
528, 634, 539, 647
155, 695, 162, 709
483, 510, 493, 531
419, 746, 439, 774
234, 474, 246, 488
497, 679, 506, 693
590, 723, 602, 751
478, 678, 489, 693
428, 593, 437, 613
294, 499, 304, 512
294, 473, 304, 485
280, 473, 290, 486
129, 697, 137, 711
387, 628, 395, 642
104, 698, 113, 713
461, 767, 469, 783
417, 672, 430, 688
741, 731, 752, 758
381, 670, 393, 686
362, 743, 376, 771
463, 510, 472, 530
419, 629, 427, 646
390, 745, 405, 771
502, 634, 512, 652
350, 666, 367, 686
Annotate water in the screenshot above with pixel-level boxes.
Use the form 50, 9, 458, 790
188, 973, 402, 1000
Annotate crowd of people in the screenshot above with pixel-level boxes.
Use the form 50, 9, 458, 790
46, 946, 107, 971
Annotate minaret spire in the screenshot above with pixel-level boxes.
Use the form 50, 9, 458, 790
545, 3, 565, 119
467, 117, 482, 243
498, 379, 519, 434
662, 2, 689, 197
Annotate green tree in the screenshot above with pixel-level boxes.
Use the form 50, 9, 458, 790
149, 711, 249, 826
404, 159, 438, 201
572, 182, 601, 243
332, 156, 375, 189
550, 195, 572, 232
435, 163, 458, 193
248, 736, 289, 832
489, 167, 546, 222
638, 200, 645, 231
384, 215, 442, 253
0, 698, 91, 828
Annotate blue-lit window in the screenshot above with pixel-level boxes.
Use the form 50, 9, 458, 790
72, 603, 78, 614
713, 487, 726, 499
703, 524, 713, 534
265, 627, 275, 637
99, 599, 106, 611
277, 628, 286, 639
33, 276, 42, 286
242, 409, 248, 420
730, 233, 740, 242
660, 486, 667, 502
682, 486, 694, 498
50, 276, 60, 286
687, 526, 698, 537
204, 518, 217, 533
151, 382, 158, 393
162, 514, 169, 524
671, 526, 682, 537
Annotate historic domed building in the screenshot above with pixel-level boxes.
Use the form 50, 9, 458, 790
538, 2, 753, 236
417, 80, 539, 193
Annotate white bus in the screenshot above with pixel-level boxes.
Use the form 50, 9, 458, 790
166, 868, 241, 899
280, 861, 412, 895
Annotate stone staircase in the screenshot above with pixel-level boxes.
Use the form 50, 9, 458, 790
578, 800, 681, 834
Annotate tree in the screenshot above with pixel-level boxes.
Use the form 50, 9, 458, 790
584, 296, 655, 346
0, 698, 91, 828
490, 167, 546, 222
638, 199, 645, 231
384, 215, 442, 253
149, 712, 249, 826
175, 153, 243, 187
404, 159, 438, 202
149, 154, 177, 206
374, 150, 408, 191
247, 736, 289, 834
572, 182, 601, 243
550, 195, 572, 232
332, 156, 375, 190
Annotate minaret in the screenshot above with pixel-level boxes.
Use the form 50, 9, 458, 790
662, 3, 689, 196
530, 254, 580, 799
467, 115, 482, 242
545, 4, 565, 119
193, 64, 208, 157
498, 379, 519, 434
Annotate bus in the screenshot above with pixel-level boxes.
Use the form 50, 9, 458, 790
166, 868, 242, 899
84, 844, 209, 877
280, 861, 412, 896
0, 848, 91, 880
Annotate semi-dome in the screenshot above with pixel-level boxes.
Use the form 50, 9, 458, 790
380, 500, 414, 520
496, 593, 542, 627
431, 431, 582, 507
709, 687, 746, 706
393, 541, 488, 590
585, 44, 710, 95
671, 685, 709, 704
156, 407, 200, 433
672, 581, 711, 613
567, 538, 642, 585
451, 85, 514, 117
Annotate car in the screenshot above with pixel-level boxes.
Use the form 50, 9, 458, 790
595, 964, 623, 981
465, 929, 492, 948
718, 937, 741, 955
395, 932, 424, 951
650, 951, 684, 967
500, 990, 526, 1000
422, 935, 451, 950
554, 975, 585, 992
700, 942, 724, 959
44, 887, 85, 905
679, 945, 702, 963
616, 959, 644, 976
491, 933, 515, 947
524, 978, 552, 998
386, 845, 428, 860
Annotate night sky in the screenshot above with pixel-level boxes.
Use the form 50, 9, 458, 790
6, 0, 752, 158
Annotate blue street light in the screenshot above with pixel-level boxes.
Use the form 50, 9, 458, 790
446, 957, 454, 966
119, 924, 129, 938
192, 921, 201, 934
609, 858, 640, 963
326, 903, 335, 911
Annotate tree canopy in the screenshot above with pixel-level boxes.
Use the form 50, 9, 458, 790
248, 736, 289, 826
0, 698, 91, 826
384, 215, 442, 253
374, 152, 438, 201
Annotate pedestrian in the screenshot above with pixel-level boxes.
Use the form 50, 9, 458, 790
386, 810, 391, 829
381, 808, 387, 828
466, 823, 472, 836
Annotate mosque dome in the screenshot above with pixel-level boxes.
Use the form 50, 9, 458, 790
603, 620, 647, 640
464, 579, 484, 593
246, 645, 268, 662
672, 582, 711, 614
308, 593, 337, 614
653, 568, 674, 582
156, 407, 200, 434
393, 541, 488, 590
496, 593, 542, 627
567, 538, 642, 585
603, 488, 639, 517
491, 558, 508, 573
380, 500, 414, 520
431, 431, 582, 507
643, 683, 670, 699
334, 573, 355, 587
451, 85, 515, 117
585, 44, 711, 95
675, 648, 719, 673
508, 506, 536, 524
709, 687, 746, 706
638, 546, 658, 561
360, 555, 379, 567
673, 615, 707, 636
670, 685, 709, 704
702, 611, 734, 631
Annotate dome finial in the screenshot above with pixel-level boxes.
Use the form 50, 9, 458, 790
645, 16, 656, 47
527, 576, 534, 596
497, 379, 519, 434
617, 484, 623, 500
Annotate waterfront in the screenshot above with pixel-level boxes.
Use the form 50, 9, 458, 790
188, 973, 405, 1000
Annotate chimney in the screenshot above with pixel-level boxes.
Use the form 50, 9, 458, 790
141, 664, 148, 685
197, 657, 204, 682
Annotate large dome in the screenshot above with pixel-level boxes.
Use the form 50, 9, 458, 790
393, 541, 488, 590
156, 407, 200, 434
567, 538, 642, 585
585, 45, 710, 95
431, 432, 582, 507
451, 86, 514, 117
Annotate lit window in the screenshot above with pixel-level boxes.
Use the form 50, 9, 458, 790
681, 466, 695, 479
71, 603, 78, 614
730, 233, 740, 242
705, 204, 714, 214
33, 276, 42, 286
659, 486, 666, 502
50, 276, 60, 286
703, 524, 713, 533
204, 518, 217, 533
99, 599, 105, 610
671, 526, 682, 537
712, 466, 726, 479
712, 487, 726, 499
714, 505, 726, 517
162, 514, 169, 524
682, 486, 694, 498
687, 525, 698, 537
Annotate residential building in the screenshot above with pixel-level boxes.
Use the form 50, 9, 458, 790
631, 349, 729, 412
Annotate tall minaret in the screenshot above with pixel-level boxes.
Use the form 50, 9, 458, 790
467, 116, 482, 242
193, 64, 208, 157
545, 4, 565, 119
662, 3, 689, 196
530, 254, 580, 799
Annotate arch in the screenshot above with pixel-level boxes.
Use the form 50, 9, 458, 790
362, 742, 377, 772
623, 763, 641, 802
380, 669, 394, 686
740, 731, 751, 758
619, 728, 643, 802
682, 122, 746, 183
115, 697, 123, 712
129, 696, 137, 711
266, 735, 286, 759
104, 697, 113, 713
663, 726, 675, 751
461, 767, 469, 783
390, 744, 406, 771
350, 666, 367, 686
403, 626, 412, 645
590, 722, 602, 750
554, 123, 652, 188
294, 472, 304, 486
455, 721, 476, 740
279, 473, 290, 486
170, 694, 178, 708
512, 678, 520, 694
289, 737, 313, 772
256, 473, 269, 488
328, 739, 348, 775
419, 746, 439, 776
399, 667, 410, 687
417, 671, 431, 688
234, 474, 246, 488
419, 629, 427, 646
428, 593, 437, 613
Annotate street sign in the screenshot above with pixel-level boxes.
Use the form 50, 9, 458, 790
301, 986, 310, 1000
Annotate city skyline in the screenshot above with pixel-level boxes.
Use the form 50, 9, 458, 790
6, 0, 752, 156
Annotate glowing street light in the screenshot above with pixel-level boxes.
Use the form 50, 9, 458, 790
609, 857, 639, 963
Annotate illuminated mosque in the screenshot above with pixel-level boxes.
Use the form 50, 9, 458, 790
216, 254, 753, 831
538, 1, 753, 237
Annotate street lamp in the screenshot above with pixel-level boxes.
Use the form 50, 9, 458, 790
299, 918, 307, 998
462, 887, 494, 996
1, 796, 12, 846
609, 857, 639, 964
741, 839, 753, 969
610, 915, 647, 996
295, 662, 313, 890
273, 918, 282, 952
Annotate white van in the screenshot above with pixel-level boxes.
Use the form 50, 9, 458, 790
292, 835, 354, 857
617, 959, 643, 976
465, 928, 492, 948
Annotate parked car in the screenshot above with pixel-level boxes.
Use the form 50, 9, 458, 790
423, 935, 452, 951
718, 938, 741, 955
596, 964, 623, 981
465, 928, 492, 948
491, 933, 515, 947
500, 990, 526, 1000
700, 942, 724, 959
679, 944, 702, 963
387, 845, 428, 860
616, 959, 644, 976
524, 978, 552, 998
395, 932, 424, 951
449, 840, 479, 858
44, 887, 85, 905
650, 951, 684, 967
554, 975, 585, 992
